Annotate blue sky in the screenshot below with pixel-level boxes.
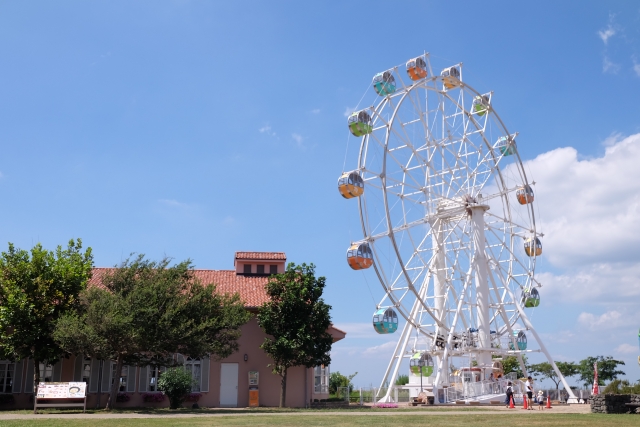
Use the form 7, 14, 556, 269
1, 1, 640, 389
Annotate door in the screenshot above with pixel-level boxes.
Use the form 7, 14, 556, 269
220, 363, 238, 407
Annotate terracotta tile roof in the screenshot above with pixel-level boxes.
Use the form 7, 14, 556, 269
87, 268, 270, 308
235, 252, 286, 261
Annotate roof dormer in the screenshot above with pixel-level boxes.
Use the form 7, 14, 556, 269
234, 252, 286, 276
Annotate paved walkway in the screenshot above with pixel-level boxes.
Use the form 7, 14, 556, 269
0, 404, 591, 420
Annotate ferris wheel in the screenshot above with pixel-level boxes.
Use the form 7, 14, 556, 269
338, 53, 577, 402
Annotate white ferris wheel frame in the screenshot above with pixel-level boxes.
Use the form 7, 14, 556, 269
348, 53, 577, 402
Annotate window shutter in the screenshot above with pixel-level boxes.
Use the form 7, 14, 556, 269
139, 366, 148, 393
74, 356, 83, 382
126, 366, 136, 392
200, 356, 210, 392
12, 359, 24, 394
88, 359, 101, 392
100, 361, 111, 394
24, 360, 34, 393
52, 359, 62, 382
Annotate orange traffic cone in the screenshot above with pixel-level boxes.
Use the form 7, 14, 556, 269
522, 395, 528, 410
546, 395, 552, 409
509, 396, 515, 409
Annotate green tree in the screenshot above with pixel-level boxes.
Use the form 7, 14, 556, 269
602, 379, 640, 394
529, 361, 579, 390
157, 367, 194, 409
329, 371, 358, 394
53, 255, 250, 410
502, 355, 529, 378
257, 263, 333, 408
0, 239, 93, 393
395, 374, 409, 386
577, 356, 625, 387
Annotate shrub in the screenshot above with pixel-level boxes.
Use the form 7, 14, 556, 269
185, 393, 202, 402
142, 393, 166, 403
158, 367, 194, 409
116, 392, 130, 402
395, 375, 409, 386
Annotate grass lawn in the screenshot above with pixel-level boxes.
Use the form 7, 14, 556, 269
0, 411, 638, 427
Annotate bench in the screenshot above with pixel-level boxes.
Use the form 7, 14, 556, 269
34, 382, 87, 414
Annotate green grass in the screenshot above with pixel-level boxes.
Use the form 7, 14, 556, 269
0, 413, 637, 427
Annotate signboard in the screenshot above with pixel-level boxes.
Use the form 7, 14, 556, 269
248, 371, 259, 386
37, 382, 87, 399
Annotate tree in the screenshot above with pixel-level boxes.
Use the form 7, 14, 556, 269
157, 367, 194, 409
395, 374, 409, 386
529, 361, 579, 390
53, 255, 250, 410
329, 371, 358, 394
577, 356, 625, 387
502, 355, 529, 378
0, 239, 93, 393
257, 262, 333, 408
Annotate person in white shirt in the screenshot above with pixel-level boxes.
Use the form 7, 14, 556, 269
525, 376, 533, 409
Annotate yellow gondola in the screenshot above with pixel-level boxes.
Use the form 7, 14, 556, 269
524, 237, 542, 257
441, 66, 460, 90
337, 171, 364, 199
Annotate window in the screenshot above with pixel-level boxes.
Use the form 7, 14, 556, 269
82, 357, 91, 384
314, 365, 329, 394
243, 264, 251, 274
39, 363, 53, 382
184, 358, 201, 392
147, 366, 165, 392
111, 363, 128, 392
257, 265, 265, 275
0, 362, 15, 393
269, 265, 277, 274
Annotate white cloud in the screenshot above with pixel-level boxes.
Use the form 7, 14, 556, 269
598, 27, 616, 45
577, 310, 623, 331
614, 343, 637, 354
291, 133, 304, 146
523, 133, 640, 267
259, 125, 277, 137
603, 56, 621, 74
158, 199, 190, 208
344, 106, 356, 117
633, 62, 640, 77
362, 340, 396, 356
311, 109, 321, 114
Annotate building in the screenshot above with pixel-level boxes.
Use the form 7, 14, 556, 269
0, 252, 345, 408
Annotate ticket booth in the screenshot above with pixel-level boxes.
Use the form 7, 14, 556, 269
248, 371, 259, 407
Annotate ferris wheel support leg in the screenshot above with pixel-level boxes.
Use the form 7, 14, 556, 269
489, 263, 578, 403
470, 205, 492, 377
377, 317, 414, 402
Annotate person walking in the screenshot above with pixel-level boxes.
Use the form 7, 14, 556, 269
525, 376, 534, 410
505, 381, 514, 408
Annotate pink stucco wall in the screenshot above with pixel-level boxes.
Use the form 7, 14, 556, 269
9, 315, 330, 409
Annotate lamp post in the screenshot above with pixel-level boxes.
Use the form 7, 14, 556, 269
418, 357, 425, 392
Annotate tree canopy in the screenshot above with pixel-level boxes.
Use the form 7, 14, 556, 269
329, 371, 358, 394
501, 355, 529, 378
0, 239, 93, 389
53, 255, 250, 409
529, 361, 579, 390
257, 262, 333, 407
577, 355, 625, 387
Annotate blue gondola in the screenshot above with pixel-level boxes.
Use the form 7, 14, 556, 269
373, 71, 396, 96
372, 308, 398, 334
